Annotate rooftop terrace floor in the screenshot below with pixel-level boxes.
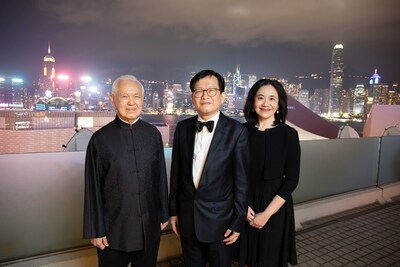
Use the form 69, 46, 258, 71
160, 198, 400, 267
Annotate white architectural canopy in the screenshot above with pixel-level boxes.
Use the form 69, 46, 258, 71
363, 105, 400, 137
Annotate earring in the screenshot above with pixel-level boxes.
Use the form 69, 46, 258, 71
276, 110, 279, 114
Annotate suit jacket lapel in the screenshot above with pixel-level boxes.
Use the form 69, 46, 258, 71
186, 116, 197, 188
198, 113, 227, 188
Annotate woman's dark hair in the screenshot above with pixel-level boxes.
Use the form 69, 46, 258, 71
243, 79, 288, 126
189, 69, 225, 93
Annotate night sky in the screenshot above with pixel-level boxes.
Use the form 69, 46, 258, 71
1, 0, 399, 85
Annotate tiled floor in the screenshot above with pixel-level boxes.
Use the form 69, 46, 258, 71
158, 199, 400, 266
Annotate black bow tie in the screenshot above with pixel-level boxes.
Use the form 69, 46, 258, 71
196, 120, 214, 132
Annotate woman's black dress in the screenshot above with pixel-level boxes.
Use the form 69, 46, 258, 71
238, 123, 300, 267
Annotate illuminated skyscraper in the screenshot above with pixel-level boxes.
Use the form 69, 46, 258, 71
152, 92, 160, 110
369, 68, 388, 105
142, 80, 153, 110
339, 90, 351, 117
38, 42, 56, 97
353, 84, 367, 117
43, 43, 55, 79
247, 75, 257, 93
388, 83, 399, 105
298, 89, 310, 108
0, 77, 5, 104
0, 77, 27, 108
233, 64, 242, 95
224, 72, 234, 95
328, 44, 344, 117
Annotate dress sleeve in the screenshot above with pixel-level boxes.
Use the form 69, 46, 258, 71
83, 137, 106, 239
276, 128, 301, 200
229, 126, 250, 232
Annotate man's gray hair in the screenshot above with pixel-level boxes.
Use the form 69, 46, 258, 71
111, 75, 144, 95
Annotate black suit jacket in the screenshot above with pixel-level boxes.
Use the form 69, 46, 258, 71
169, 112, 249, 243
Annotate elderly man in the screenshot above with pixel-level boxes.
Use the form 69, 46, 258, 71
83, 75, 169, 266
169, 70, 249, 267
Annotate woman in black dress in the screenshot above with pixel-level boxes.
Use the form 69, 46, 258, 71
238, 79, 301, 267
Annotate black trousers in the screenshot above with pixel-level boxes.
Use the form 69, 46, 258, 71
97, 240, 160, 267
180, 232, 233, 267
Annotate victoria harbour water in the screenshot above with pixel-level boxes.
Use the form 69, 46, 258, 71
140, 114, 246, 145
140, 113, 365, 145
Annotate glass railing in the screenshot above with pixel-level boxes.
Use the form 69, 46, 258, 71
0, 136, 399, 263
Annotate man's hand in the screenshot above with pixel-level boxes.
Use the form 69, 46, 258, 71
161, 221, 169, 230
223, 229, 240, 245
90, 236, 109, 250
170, 216, 180, 236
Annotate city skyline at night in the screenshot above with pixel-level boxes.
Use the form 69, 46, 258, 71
0, 42, 399, 120
0, 0, 399, 84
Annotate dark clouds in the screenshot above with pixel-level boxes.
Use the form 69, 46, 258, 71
39, 0, 399, 45
1, 0, 399, 83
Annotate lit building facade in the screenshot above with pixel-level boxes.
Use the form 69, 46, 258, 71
310, 88, 324, 115
38, 43, 56, 97
285, 82, 301, 99
353, 84, 367, 118
329, 44, 344, 117
152, 92, 160, 111
0, 77, 27, 109
298, 89, 310, 108
388, 83, 399, 105
369, 68, 385, 105
247, 75, 257, 92
0, 77, 5, 104
339, 90, 351, 117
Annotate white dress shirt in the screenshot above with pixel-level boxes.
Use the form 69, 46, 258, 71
192, 112, 220, 189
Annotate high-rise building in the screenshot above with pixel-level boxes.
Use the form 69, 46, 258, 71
235, 85, 246, 111
43, 43, 55, 79
163, 85, 174, 113
247, 75, 257, 92
38, 42, 56, 98
224, 72, 234, 96
298, 89, 310, 108
152, 92, 160, 111
369, 68, 382, 103
233, 64, 242, 96
142, 80, 153, 110
285, 82, 301, 99
388, 83, 399, 105
353, 84, 367, 118
339, 90, 351, 117
329, 44, 344, 117
0, 77, 27, 108
367, 68, 390, 110
0, 77, 5, 105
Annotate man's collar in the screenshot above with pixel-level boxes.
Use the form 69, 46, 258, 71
198, 111, 220, 123
115, 115, 140, 128
118, 115, 139, 125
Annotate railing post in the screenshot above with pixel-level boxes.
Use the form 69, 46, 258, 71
376, 136, 382, 186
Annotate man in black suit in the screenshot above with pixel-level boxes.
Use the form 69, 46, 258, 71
169, 70, 249, 267
83, 75, 169, 266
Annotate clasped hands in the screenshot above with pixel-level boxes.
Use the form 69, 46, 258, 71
247, 206, 269, 229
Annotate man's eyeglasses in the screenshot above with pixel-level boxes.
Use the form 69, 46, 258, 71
192, 88, 220, 98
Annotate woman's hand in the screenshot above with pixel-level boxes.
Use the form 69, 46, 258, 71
249, 212, 270, 229
247, 206, 255, 222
